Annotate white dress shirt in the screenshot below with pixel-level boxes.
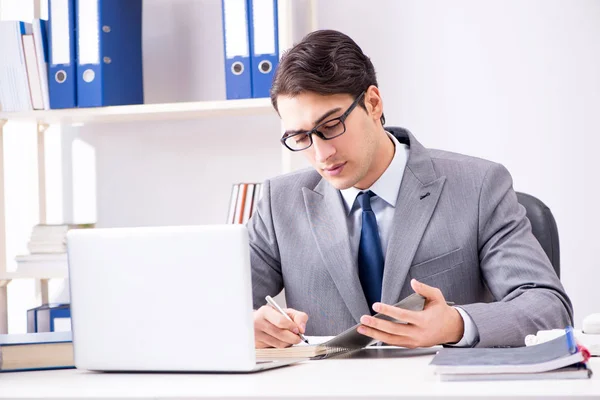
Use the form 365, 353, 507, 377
339, 133, 478, 347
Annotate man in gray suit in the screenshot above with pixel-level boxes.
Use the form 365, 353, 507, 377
249, 30, 572, 349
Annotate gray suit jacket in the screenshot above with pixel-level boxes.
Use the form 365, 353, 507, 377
248, 127, 573, 347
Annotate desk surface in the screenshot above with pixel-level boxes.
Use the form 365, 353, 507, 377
0, 350, 598, 400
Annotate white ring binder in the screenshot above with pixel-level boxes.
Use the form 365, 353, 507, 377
82, 69, 95, 83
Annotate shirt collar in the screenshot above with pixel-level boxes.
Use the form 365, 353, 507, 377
340, 132, 408, 215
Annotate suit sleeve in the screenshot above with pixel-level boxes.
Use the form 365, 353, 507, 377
247, 179, 284, 309
460, 163, 573, 347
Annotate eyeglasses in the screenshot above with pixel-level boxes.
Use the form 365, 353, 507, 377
280, 91, 366, 152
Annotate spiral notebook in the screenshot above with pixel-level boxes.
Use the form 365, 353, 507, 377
255, 293, 426, 360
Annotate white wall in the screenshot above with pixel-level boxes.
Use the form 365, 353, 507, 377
317, 0, 600, 326
63, 0, 599, 326
142, 0, 224, 104
72, 116, 281, 227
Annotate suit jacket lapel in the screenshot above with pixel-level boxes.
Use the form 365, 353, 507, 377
303, 181, 370, 323
381, 129, 446, 305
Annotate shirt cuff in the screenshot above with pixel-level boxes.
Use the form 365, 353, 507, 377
448, 306, 479, 347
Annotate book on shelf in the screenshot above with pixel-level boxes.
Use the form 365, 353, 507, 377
242, 184, 256, 223
256, 293, 425, 360
234, 183, 248, 224
0, 21, 36, 112
0, 18, 53, 111
430, 327, 592, 381
15, 253, 68, 264
14, 224, 92, 276
0, 331, 74, 372
227, 183, 263, 224
13, 253, 68, 279
20, 223, 94, 256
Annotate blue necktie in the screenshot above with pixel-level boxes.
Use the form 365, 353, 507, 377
357, 191, 384, 314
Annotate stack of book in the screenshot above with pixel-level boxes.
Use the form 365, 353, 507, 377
430, 327, 592, 381
15, 223, 94, 270
227, 183, 263, 224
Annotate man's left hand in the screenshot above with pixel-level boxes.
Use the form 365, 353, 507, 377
357, 279, 464, 348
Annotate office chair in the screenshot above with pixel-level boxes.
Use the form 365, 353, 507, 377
516, 192, 560, 278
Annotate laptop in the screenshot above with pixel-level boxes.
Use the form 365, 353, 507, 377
66, 224, 302, 372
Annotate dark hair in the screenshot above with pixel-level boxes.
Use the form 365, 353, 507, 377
270, 30, 385, 126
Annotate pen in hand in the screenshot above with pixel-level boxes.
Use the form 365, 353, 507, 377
265, 295, 309, 344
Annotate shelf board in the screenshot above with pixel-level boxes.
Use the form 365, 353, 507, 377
0, 98, 275, 125
0, 263, 68, 280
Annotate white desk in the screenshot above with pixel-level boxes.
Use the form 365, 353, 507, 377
0, 352, 599, 399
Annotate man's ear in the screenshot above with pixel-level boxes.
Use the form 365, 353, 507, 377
364, 85, 383, 124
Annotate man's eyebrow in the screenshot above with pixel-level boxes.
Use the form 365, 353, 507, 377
313, 107, 342, 126
283, 107, 343, 137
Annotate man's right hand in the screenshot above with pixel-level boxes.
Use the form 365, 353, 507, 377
253, 305, 308, 349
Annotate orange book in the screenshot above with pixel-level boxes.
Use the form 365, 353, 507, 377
235, 183, 248, 224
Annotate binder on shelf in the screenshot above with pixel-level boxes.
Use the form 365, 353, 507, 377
247, 0, 279, 99
27, 303, 71, 333
47, 0, 77, 109
221, 0, 252, 99
76, 0, 143, 107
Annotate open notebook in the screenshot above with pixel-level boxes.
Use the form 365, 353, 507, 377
256, 293, 426, 360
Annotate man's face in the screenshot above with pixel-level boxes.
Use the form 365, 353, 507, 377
277, 92, 380, 190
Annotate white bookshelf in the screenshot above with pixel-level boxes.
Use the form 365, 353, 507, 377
0, 99, 291, 334
0, 0, 316, 334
